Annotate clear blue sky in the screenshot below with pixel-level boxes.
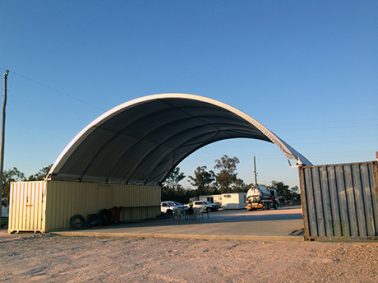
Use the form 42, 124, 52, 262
1, 1, 377, 188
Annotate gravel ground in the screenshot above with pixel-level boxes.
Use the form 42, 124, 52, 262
0, 234, 377, 282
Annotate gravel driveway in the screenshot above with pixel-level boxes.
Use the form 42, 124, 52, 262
0, 234, 377, 282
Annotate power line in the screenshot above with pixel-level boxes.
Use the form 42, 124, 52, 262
279, 117, 378, 125
280, 123, 378, 131
285, 136, 378, 144
0, 67, 102, 111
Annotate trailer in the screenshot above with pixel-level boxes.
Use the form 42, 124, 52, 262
220, 193, 246, 209
198, 194, 222, 204
199, 193, 246, 209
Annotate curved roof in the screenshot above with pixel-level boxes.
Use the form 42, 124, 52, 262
48, 93, 311, 184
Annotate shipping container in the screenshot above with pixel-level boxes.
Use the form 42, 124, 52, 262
8, 180, 161, 233
8, 181, 46, 233
299, 161, 378, 241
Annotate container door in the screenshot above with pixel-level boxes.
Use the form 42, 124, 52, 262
8, 181, 45, 233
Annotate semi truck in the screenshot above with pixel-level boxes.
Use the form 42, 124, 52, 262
245, 185, 279, 211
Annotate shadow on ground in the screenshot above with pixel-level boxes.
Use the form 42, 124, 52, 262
85, 207, 303, 230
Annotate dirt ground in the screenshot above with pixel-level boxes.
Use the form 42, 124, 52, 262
0, 234, 377, 282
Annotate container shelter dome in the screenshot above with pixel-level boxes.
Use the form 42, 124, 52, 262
48, 93, 311, 185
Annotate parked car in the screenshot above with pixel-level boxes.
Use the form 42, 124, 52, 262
211, 202, 222, 211
191, 200, 214, 212
171, 201, 188, 210
160, 201, 179, 215
203, 201, 221, 211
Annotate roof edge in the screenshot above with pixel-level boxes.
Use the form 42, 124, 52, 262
48, 93, 312, 179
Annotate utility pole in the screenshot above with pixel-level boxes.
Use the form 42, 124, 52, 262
253, 155, 258, 186
0, 70, 8, 226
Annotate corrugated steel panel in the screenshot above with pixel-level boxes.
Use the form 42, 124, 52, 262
8, 181, 46, 233
299, 161, 378, 240
8, 180, 161, 232
119, 206, 160, 222
45, 181, 161, 231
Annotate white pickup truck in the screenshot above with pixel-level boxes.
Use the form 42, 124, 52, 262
160, 201, 178, 214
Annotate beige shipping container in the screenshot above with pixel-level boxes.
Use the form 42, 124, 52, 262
8, 181, 46, 233
8, 180, 161, 233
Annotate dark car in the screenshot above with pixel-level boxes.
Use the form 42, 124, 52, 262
204, 201, 220, 212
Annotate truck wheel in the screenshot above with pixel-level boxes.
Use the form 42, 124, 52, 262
166, 209, 173, 215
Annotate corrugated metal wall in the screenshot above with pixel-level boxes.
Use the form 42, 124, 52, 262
299, 161, 378, 241
8, 181, 46, 233
8, 180, 161, 233
45, 181, 161, 231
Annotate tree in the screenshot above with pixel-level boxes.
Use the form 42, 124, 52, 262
2, 167, 26, 199
291, 186, 299, 194
162, 167, 186, 190
290, 186, 301, 203
28, 164, 53, 181
213, 155, 240, 193
1, 164, 53, 200
161, 167, 194, 203
188, 166, 215, 195
230, 178, 247, 192
271, 181, 291, 200
271, 181, 300, 204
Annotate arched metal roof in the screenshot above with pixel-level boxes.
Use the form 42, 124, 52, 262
48, 93, 311, 184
